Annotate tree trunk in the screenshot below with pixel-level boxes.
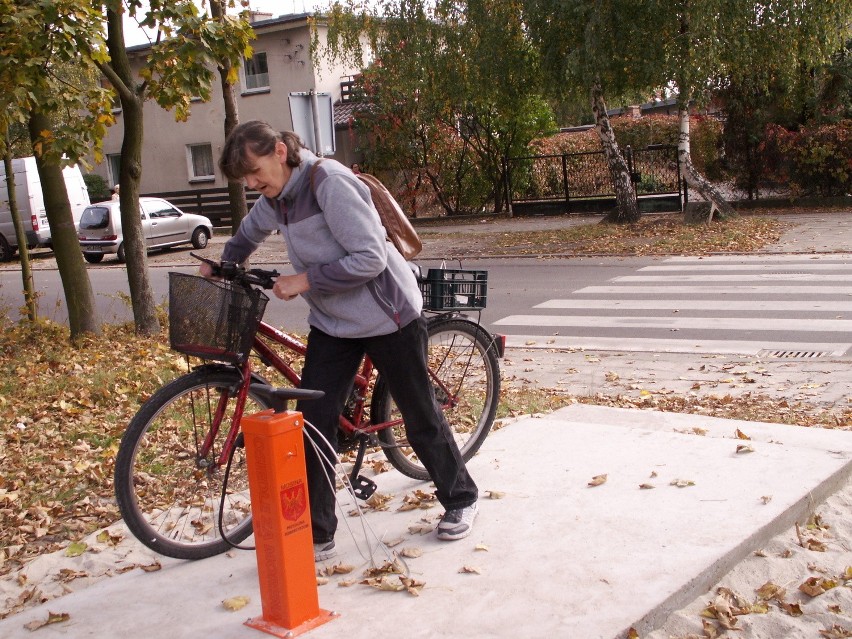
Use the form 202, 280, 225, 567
27, 110, 101, 338
117, 95, 160, 335
2, 148, 36, 322
678, 105, 737, 223
591, 82, 640, 224
105, 8, 160, 335
211, 0, 248, 235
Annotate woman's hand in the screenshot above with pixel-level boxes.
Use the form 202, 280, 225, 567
198, 261, 216, 278
273, 272, 310, 300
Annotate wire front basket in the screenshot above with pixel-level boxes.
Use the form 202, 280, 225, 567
168, 273, 269, 364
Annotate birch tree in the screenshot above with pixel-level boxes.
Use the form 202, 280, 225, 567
522, 0, 650, 223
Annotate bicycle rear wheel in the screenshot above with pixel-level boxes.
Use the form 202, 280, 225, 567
114, 366, 270, 560
372, 317, 501, 481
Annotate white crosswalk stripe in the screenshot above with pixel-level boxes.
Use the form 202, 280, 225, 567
498, 255, 852, 356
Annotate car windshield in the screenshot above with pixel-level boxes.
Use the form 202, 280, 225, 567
79, 206, 110, 230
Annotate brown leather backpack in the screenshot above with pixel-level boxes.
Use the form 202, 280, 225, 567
311, 162, 422, 260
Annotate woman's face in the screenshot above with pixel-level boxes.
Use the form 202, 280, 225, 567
242, 141, 293, 198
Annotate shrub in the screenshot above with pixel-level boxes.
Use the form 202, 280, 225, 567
83, 173, 111, 202
760, 121, 851, 196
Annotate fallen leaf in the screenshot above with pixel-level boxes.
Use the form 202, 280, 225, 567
361, 576, 405, 592
588, 474, 607, 487
486, 490, 506, 499
736, 444, 755, 454
459, 565, 481, 574
639, 483, 655, 490
670, 478, 695, 488
23, 611, 70, 630
64, 541, 87, 557
400, 547, 422, 559
756, 581, 786, 601
800, 576, 827, 597
222, 596, 250, 611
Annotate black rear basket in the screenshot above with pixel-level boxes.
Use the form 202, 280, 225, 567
419, 269, 487, 311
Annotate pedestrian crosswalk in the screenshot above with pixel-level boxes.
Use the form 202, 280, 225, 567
494, 255, 852, 357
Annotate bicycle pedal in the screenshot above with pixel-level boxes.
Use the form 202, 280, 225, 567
352, 475, 377, 501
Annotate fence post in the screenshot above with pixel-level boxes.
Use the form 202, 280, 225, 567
561, 153, 570, 209
503, 157, 514, 218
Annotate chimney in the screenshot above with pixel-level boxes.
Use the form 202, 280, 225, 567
249, 11, 273, 23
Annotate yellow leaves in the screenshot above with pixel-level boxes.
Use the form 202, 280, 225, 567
799, 576, 837, 597
222, 596, 250, 611
476, 215, 788, 257
64, 541, 87, 557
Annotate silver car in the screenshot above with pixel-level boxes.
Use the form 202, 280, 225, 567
77, 197, 213, 263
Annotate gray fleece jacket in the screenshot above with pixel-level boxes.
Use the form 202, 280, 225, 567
221, 149, 423, 338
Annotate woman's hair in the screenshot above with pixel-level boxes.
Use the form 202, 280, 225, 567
219, 120, 305, 181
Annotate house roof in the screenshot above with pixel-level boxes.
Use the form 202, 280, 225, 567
333, 101, 360, 127
126, 12, 314, 53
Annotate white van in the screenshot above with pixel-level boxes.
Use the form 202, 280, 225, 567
0, 157, 91, 261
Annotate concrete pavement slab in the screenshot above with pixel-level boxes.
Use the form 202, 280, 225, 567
2, 405, 850, 639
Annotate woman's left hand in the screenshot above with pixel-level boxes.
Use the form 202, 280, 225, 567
273, 272, 310, 301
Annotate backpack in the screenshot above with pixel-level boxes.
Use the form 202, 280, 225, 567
311, 161, 423, 260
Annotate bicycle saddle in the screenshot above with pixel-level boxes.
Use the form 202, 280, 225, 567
250, 384, 325, 413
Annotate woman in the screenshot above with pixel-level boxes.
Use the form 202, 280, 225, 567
204, 121, 479, 560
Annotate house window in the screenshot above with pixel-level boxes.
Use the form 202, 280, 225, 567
244, 52, 269, 92
107, 154, 121, 187
187, 144, 215, 182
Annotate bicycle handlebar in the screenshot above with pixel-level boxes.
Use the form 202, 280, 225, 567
190, 252, 280, 290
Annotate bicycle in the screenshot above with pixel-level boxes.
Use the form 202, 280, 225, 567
114, 256, 503, 560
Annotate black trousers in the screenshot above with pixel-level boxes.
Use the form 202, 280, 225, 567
297, 316, 478, 543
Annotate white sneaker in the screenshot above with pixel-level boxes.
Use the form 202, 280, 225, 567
436, 502, 478, 541
313, 540, 337, 561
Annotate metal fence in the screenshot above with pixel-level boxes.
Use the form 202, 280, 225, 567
506, 144, 682, 215
143, 144, 682, 226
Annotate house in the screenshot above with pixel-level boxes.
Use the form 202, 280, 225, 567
90, 12, 367, 201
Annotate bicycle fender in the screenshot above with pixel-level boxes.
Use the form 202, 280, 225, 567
189, 362, 271, 387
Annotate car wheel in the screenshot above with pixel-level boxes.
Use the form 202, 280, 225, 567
191, 227, 210, 249
0, 235, 11, 262
84, 253, 105, 264
117, 243, 126, 263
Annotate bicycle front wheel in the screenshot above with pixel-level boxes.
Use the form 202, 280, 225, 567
372, 317, 501, 481
114, 367, 270, 560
